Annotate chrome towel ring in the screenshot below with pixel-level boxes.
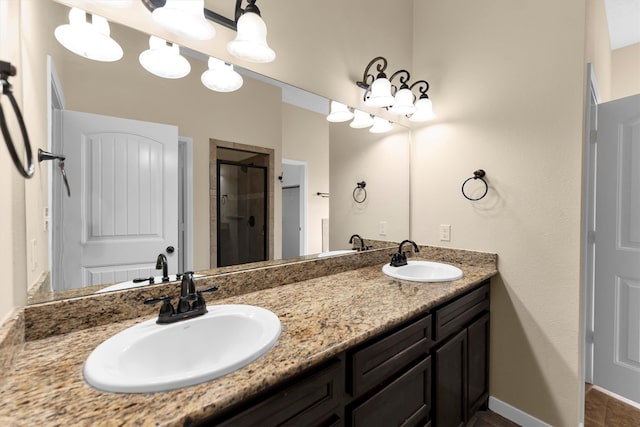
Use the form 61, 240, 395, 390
0, 60, 34, 179
353, 181, 367, 203
462, 169, 488, 201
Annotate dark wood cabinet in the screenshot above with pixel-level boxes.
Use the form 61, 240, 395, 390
434, 329, 467, 427
194, 280, 490, 427
433, 283, 490, 427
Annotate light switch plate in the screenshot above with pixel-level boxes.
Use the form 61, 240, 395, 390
439, 224, 451, 242
379, 221, 388, 236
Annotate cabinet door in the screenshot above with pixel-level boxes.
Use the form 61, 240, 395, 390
467, 312, 490, 415
434, 329, 467, 427
350, 356, 431, 427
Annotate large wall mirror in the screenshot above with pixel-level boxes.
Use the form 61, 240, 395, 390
26, 0, 410, 303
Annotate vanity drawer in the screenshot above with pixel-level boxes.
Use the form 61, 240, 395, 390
434, 282, 489, 342
349, 355, 431, 427
208, 358, 344, 427
348, 314, 432, 398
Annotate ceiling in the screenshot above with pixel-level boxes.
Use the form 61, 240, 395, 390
605, 0, 640, 49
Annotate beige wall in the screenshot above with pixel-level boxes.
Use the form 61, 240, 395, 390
329, 125, 410, 249
411, 0, 586, 425
0, 0, 28, 322
586, 0, 612, 101
612, 43, 640, 99
281, 104, 329, 255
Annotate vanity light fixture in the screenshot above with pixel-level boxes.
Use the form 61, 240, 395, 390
54, 7, 123, 62
201, 57, 243, 92
226, 0, 276, 63
150, 0, 216, 41
408, 83, 436, 122
326, 101, 354, 123
349, 110, 374, 129
139, 36, 191, 79
356, 56, 435, 122
369, 117, 393, 134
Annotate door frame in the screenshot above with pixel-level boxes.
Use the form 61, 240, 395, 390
282, 159, 308, 256
178, 137, 193, 273
581, 63, 601, 423
47, 55, 65, 290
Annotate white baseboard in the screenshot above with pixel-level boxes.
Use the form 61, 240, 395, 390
488, 396, 552, 427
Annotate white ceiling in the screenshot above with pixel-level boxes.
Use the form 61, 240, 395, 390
605, 0, 640, 49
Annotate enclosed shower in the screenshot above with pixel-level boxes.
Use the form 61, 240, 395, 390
216, 155, 268, 267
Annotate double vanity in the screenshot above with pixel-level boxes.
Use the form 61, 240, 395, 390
0, 245, 497, 426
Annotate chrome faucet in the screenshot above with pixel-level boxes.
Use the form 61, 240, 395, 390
390, 240, 420, 267
156, 253, 170, 283
144, 271, 219, 324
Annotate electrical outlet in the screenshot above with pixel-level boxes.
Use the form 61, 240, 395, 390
379, 221, 388, 236
439, 224, 451, 242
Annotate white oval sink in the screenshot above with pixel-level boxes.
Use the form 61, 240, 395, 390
95, 274, 204, 294
382, 260, 463, 282
317, 249, 357, 258
83, 304, 281, 393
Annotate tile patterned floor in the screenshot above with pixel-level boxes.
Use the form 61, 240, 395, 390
585, 385, 640, 427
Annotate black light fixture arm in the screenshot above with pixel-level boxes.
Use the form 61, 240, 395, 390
389, 69, 411, 91
356, 56, 388, 90
409, 80, 430, 98
202, 0, 262, 31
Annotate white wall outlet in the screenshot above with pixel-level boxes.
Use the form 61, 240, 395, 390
379, 221, 388, 236
439, 224, 451, 242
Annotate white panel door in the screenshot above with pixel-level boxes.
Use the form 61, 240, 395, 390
55, 110, 178, 290
594, 94, 640, 403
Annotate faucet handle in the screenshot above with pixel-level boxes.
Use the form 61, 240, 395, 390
192, 285, 219, 311
144, 295, 175, 319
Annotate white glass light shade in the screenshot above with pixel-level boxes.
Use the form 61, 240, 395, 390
365, 77, 395, 108
201, 57, 243, 92
54, 8, 123, 62
389, 88, 416, 115
369, 117, 392, 134
326, 101, 354, 122
350, 110, 374, 129
139, 36, 191, 79
227, 12, 276, 63
409, 97, 436, 122
152, 0, 215, 41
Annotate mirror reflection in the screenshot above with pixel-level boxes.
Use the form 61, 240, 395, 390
28, 0, 410, 303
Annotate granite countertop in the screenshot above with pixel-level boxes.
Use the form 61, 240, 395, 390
0, 258, 497, 426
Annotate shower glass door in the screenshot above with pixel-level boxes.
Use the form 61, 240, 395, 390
217, 160, 268, 267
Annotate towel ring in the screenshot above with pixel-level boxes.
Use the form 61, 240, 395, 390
0, 61, 34, 179
461, 169, 488, 201
353, 181, 367, 203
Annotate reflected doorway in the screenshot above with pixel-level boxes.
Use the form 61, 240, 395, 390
215, 147, 269, 267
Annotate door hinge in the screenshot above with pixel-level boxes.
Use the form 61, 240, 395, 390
587, 330, 594, 344
590, 129, 597, 144
588, 230, 596, 244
